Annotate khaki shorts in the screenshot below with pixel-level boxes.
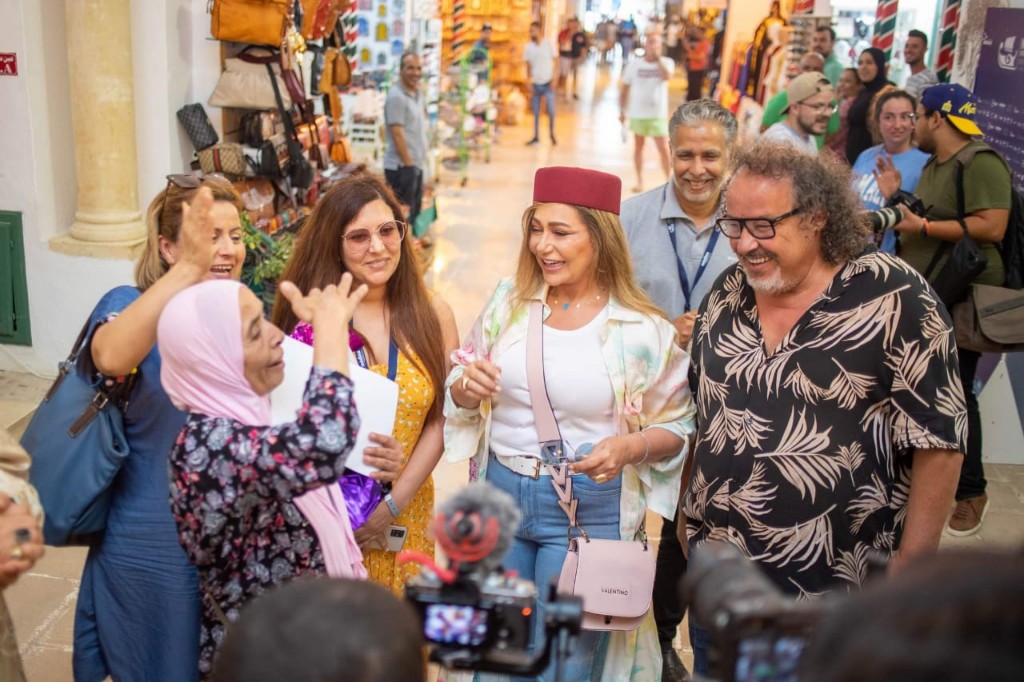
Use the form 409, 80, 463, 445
629, 118, 669, 137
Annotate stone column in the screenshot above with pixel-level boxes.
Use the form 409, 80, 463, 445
54, 0, 145, 257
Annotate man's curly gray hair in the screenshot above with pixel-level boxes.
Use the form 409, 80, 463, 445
728, 141, 871, 265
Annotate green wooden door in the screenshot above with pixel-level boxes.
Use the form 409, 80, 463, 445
0, 211, 32, 346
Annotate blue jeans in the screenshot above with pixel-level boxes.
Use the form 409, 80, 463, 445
486, 456, 622, 682
689, 620, 714, 677
687, 540, 714, 676
530, 82, 556, 140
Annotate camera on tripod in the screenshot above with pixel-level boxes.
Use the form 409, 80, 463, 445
401, 483, 583, 677
864, 189, 929, 235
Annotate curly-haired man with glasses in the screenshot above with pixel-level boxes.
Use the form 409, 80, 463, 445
679, 140, 967, 679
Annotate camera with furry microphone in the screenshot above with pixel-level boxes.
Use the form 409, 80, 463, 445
400, 482, 583, 676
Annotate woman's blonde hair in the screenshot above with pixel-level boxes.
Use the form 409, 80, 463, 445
514, 203, 666, 319
134, 176, 242, 291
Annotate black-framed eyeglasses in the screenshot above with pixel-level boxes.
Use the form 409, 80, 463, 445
341, 221, 408, 252
716, 207, 802, 240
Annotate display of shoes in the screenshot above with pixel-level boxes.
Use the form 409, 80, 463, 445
948, 493, 989, 536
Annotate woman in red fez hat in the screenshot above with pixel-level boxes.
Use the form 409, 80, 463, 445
443, 166, 696, 680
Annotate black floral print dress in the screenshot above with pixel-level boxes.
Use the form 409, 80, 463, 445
168, 367, 359, 678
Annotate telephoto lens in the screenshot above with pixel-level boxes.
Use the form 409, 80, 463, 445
865, 206, 903, 235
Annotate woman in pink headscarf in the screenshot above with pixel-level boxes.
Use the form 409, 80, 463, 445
157, 274, 400, 679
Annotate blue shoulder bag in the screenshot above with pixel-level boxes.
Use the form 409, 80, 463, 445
22, 318, 137, 546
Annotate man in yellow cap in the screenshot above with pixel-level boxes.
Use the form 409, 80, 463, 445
890, 82, 1013, 538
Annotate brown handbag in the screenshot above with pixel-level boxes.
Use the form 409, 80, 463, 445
198, 143, 249, 177
952, 284, 1024, 353
209, 0, 292, 47
333, 48, 352, 87
301, 0, 346, 40
325, 80, 352, 164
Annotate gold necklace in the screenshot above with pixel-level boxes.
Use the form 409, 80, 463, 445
550, 289, 604, 311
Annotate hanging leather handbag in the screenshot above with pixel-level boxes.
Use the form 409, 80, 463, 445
524, 301, 656, 632
198, 142, 249, 176
308, 44, 326, 97
240, 110, 284, 146
209, 0, 292, 47
23, 318, 138, 546
176, 103, 219, 151
233, 47, 308, 118
952, 284, 1024, 353
259, 133, 290, 177
209, 55, 293, 110
325, 17, 352, 87
325, 74, 351, 164
266, 63, 314, 189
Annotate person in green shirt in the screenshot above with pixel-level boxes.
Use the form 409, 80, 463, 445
887, 83, 1012, 539
813, 25, 844, 86
760, 52, 840, 149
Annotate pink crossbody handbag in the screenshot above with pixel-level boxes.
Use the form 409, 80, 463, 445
525, 302, 656, 631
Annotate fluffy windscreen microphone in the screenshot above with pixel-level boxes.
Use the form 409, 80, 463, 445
433, 482, 522, 577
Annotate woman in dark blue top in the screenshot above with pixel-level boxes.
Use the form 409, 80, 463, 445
73, 178, 246, 682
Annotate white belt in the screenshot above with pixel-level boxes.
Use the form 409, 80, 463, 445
495, 454, 553, 479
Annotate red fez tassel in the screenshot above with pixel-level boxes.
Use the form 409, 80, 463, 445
532, 166, 622, 215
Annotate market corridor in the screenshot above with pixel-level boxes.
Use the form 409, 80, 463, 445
5, 58, 1024, 680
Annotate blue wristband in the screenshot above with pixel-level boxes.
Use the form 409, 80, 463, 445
383, 493, 401, 518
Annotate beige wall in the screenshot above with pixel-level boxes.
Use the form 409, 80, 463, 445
0, 0, 220, 375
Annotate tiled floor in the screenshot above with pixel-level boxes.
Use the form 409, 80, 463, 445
4, 60, 1024, 680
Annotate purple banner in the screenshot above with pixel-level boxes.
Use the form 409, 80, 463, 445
974, 7, 1024, 192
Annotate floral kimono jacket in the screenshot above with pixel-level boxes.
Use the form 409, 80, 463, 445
443, 277, 696, 681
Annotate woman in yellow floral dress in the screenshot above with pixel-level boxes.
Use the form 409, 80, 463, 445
271, 175, 458, 593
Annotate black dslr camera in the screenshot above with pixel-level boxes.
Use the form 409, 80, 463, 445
683, 543, 890, 682
406, 571, 582, 675
864, 189, 929, 236
403, 483, 583, 678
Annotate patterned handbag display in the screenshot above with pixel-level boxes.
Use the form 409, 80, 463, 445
198, 143, 249, 177
176, 103, 219, 151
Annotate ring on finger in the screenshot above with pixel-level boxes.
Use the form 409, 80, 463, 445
595, 473, 608, 483
9, 546, 24, 560
461, 375, 470, 391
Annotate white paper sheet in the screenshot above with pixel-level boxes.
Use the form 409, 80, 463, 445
269, 336, 399, 476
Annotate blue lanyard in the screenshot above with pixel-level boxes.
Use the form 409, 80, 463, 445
667, 219, 720, 313
352, 331, 399, 382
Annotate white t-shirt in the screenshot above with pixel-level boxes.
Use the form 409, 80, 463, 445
490, 307, 616, 459
622, 56, 675, 120
762, 121, 818, 155
523, 40, 556, 85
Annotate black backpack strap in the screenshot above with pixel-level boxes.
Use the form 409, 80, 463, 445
923, 146, 977, 280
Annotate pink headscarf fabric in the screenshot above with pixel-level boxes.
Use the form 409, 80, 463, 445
159, 280, 270, 425
158, 280, 365, 580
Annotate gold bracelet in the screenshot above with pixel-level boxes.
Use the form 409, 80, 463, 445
637, 429, 650, 464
